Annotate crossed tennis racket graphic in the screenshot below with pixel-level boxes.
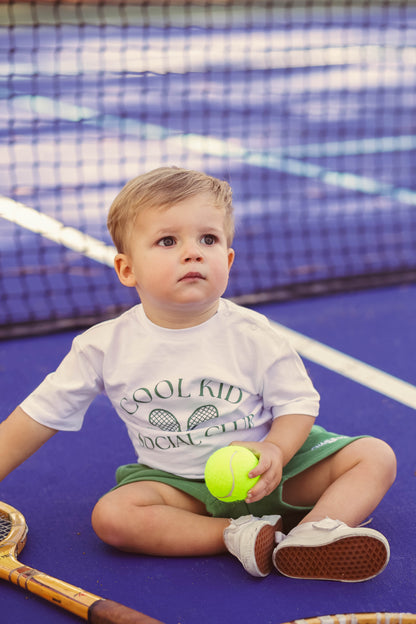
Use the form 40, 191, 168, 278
149, 405, 219, 432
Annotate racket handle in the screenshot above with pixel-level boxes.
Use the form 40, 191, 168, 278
89, 599, 165, 624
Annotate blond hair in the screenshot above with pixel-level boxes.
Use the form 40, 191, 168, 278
107, 167, 234, 253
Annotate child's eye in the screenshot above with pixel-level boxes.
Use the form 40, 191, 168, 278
157, 236, 176, 247
201, 234, 217, 246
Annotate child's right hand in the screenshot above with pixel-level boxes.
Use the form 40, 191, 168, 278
229, 440, 283, 504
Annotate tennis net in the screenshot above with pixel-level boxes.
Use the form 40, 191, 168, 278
1, 1, 415, 336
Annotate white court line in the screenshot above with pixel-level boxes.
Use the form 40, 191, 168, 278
4, 43, 415, 76
271, 320, 416, 410
0, 196, 116, 268
278, 135, 416, 158
2, 194, 415, 409
10, 94, 416, 207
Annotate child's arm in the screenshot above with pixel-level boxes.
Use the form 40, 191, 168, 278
233, 413, 315, 504
0, 406, 57, 482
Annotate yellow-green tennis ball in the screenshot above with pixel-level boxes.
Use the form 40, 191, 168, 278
204, 446, 260, 502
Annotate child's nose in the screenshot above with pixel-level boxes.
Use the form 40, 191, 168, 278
184, 251, 203, 262
183, 241, 203, 262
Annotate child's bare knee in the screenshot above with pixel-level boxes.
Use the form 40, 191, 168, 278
359, 437, 397, 486
91, 497, 126, 548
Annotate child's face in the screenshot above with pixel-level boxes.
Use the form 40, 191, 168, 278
115, 193, 235, 328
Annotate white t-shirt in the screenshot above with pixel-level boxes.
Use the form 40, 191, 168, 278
21, 299, 320, 478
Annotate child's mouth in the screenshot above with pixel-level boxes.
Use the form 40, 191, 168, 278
180, 272, 205, 281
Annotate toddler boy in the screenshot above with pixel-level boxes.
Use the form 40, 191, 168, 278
0, 167, 396, 580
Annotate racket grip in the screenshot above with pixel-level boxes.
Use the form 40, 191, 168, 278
89, 599, 165, 624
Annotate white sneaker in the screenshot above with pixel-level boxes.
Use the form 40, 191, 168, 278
273, 517, 390, 582
224, 514, 283, 577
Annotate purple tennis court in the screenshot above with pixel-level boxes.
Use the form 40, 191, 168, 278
1, 2, 415, 622
2, 285, 415, 623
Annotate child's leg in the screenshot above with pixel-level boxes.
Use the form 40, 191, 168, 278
273, 436, 396, 582
92, 480, 282, 577
91, 480, 229, 556
282, 437, 396, 526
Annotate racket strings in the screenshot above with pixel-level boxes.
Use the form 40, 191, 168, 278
148, 404, 219, 431
187, 405, 219, 429
149, 409, 181, 432
0, 512, 12, 543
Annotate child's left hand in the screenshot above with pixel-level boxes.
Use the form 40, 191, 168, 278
230, 440, 283, 503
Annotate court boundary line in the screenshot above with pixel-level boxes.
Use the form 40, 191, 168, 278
8, 93, 416, 207
271, 320, 416, 410
2, 193, 415, 409
0, 195, 116, 267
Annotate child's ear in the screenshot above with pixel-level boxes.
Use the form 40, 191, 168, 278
227, 248, 235, 271
114, 253, 137, 287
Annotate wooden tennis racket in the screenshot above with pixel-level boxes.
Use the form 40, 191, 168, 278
281, 614, 416, 624
0, 501, 164, 624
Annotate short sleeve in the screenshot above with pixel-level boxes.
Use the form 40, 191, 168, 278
20, 336, 104, 431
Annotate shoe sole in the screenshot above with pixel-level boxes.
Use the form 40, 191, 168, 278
274, 534, 389, 582
255, 517, 283, 576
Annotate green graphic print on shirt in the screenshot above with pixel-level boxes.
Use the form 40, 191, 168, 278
118, 376, 258, 452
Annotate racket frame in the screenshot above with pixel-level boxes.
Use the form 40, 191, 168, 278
0, 501, 163, 623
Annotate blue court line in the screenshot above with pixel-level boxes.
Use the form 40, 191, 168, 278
9, 94, 416, 208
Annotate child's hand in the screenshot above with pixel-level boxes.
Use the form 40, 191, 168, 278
230, 440, 283, 504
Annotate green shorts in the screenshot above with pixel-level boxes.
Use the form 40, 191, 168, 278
114, 425, 364, 521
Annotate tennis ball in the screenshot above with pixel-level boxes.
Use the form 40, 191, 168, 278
204, 446, 260, 502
